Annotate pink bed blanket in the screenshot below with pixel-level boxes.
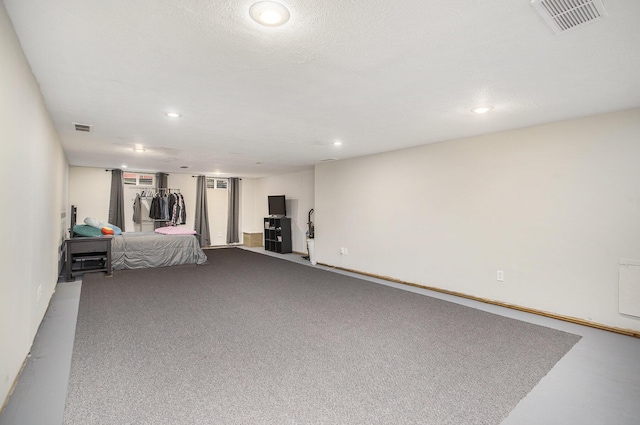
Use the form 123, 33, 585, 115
154, 227, 196, 235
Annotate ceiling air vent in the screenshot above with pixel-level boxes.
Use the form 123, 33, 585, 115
73, 123, 92, 132
531, 0, 607, 35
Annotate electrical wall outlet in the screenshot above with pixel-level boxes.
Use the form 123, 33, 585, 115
497, 270, 504, 282
340, 247, 348, 255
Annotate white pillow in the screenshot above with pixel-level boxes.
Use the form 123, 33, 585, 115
84, 217, 102, 228
84, 217, 122, 235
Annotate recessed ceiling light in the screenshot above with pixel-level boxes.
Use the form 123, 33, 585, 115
134, 144, 145, 152
471, 106, 494, 114
333, 141, 342, 146
166, 112, 181, 118
249, 2, 290, 26
121, 165, 128, 168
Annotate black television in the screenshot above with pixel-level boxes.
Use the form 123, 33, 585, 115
268, 195, 286, 217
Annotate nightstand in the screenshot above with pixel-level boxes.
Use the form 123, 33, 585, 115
65, 237, 112, 281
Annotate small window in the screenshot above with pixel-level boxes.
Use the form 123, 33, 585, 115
138, 174, 154, 186
123, 172, 155, 186
206, 177, 228, 189
123, 172, 138, 185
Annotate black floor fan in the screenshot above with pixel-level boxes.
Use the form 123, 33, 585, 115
302, 208, 314, 260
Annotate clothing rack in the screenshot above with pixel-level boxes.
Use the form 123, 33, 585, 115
131, 187, 181, 198
132, 188, 186, 231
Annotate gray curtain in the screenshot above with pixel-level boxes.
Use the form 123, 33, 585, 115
155, 172, 168, 191
194, 176, 210, 247
154, 173, 169, 229
226, 178, 240, 244
108, 169, 125, 231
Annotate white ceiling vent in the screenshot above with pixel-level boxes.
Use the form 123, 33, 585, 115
73, 123, 92, 132
531, 0, 607, 35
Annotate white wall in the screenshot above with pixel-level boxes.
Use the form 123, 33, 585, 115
254, 169, 315, 253
0, 3, 68, 406
240, 178, 258, 233
315, 108, 640, 331
69, 168, 314, 251
168, 173, 197, 232
69, 167, 111, 227
69, 168, 315, 252
207, 183, 229, 246
68, 169, 241, 246
69, 167, 197, 230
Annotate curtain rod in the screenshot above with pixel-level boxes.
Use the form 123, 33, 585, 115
130, 187, 179, 190
192, 176, 241, 179
105, 169, 170, 175
102, 170, 239, 179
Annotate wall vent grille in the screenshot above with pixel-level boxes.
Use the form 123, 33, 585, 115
531, 0, 607, 35
73, 123, 92, 132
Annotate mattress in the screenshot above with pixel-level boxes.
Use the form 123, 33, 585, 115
111, 232, 208, 270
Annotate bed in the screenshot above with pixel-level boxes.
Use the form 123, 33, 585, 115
110, 231, 208, 269
69, 206, 208, 270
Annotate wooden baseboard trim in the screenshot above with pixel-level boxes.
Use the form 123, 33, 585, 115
317, 262, 640, 338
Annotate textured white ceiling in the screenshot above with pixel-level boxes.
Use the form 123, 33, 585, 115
4, 0, 640, 178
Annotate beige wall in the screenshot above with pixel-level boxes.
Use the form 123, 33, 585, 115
168, 173, 198, 233
207, 181, 229, 246
0, 3, 69, 405
69, 167, 111, 226
253, 169, 315, 253
69, 167, 200, 232
69, 167, 315, 251
315, 108, 640, 331
68, 168, 244, 246
241, 178, 259, 234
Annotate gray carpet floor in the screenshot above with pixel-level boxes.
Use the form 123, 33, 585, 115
64, 248, 580, 424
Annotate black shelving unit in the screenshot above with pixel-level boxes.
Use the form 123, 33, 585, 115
264, 217, 292, 254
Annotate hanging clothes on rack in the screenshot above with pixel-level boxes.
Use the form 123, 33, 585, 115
149, 193, 162, 220
179, 193, 186, 225
168, 192, 176, 222
168, 192, 178, 226
133, 193, 142, 224
143, 188, 184, 226
161, 193, 169, 221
